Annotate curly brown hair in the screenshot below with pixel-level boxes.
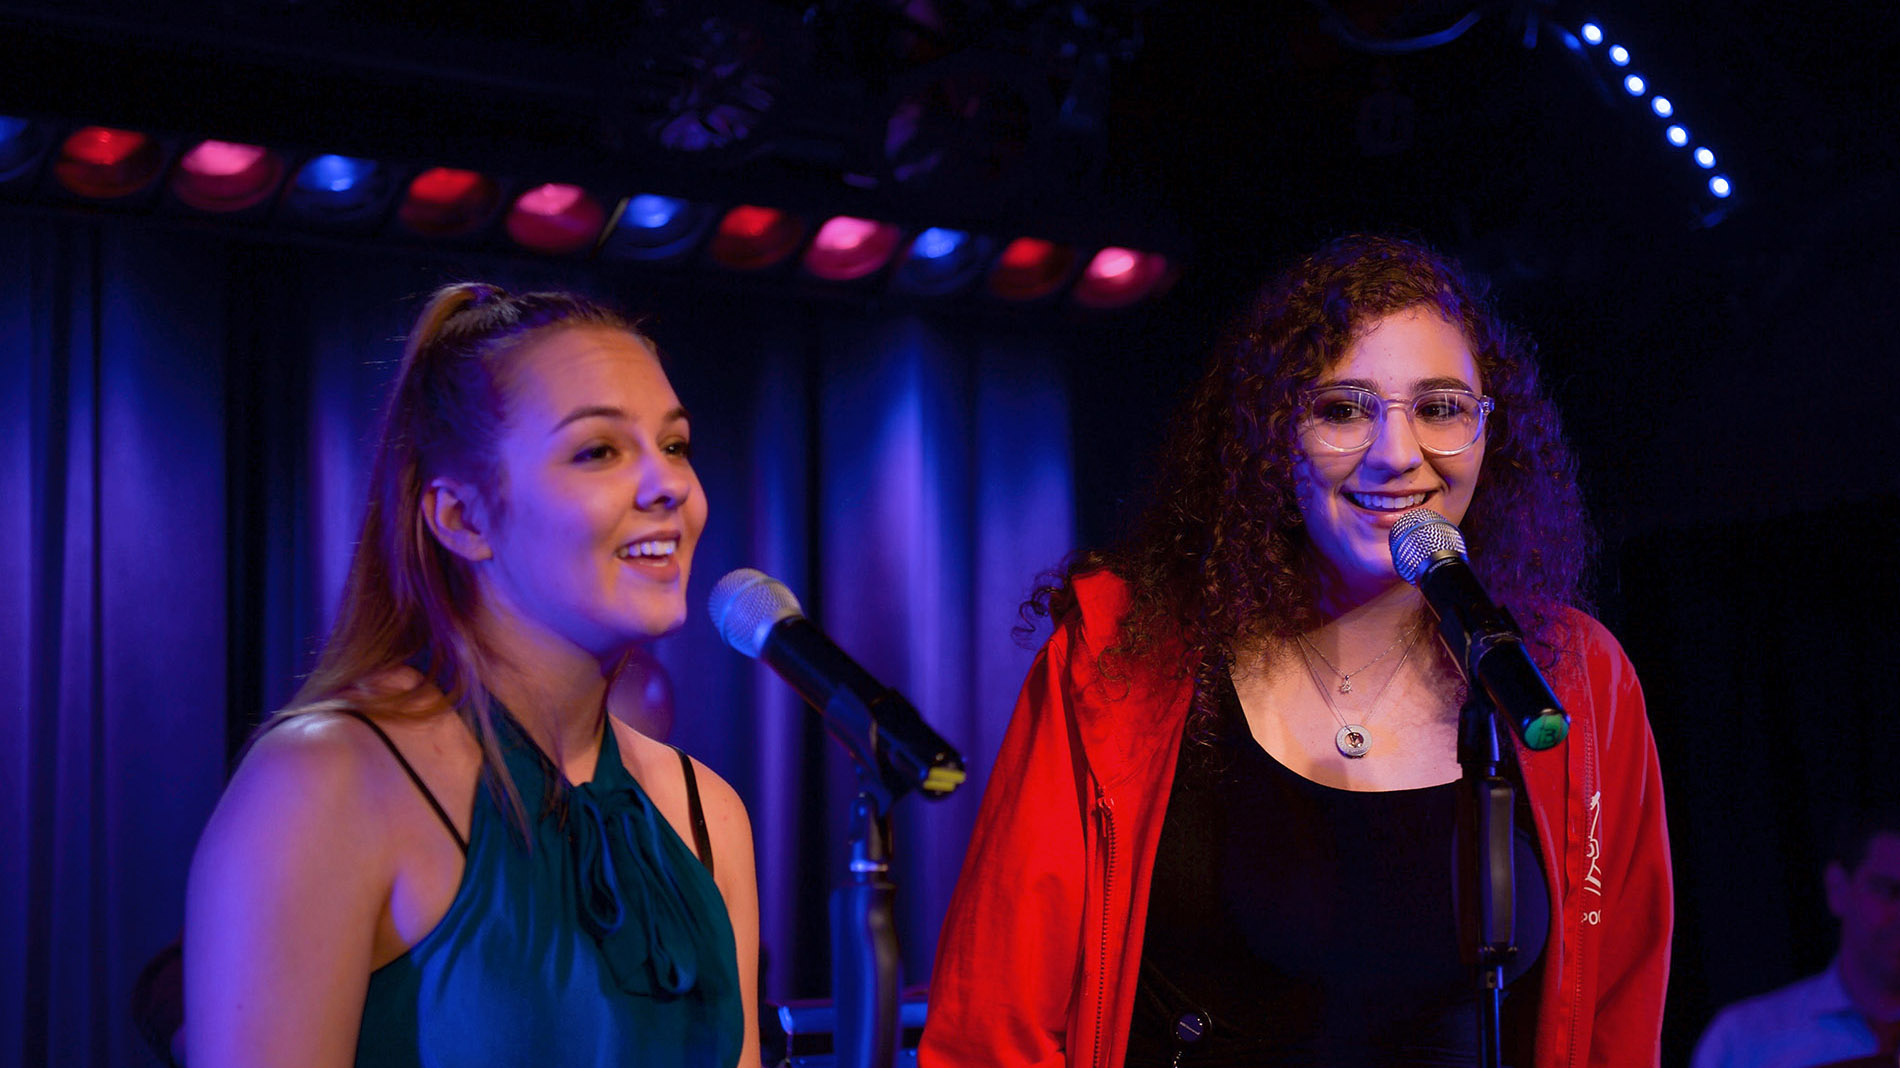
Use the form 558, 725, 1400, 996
1029, 234, 1594, 727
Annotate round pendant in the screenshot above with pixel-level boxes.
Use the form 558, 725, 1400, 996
1335, 724, 1370, 758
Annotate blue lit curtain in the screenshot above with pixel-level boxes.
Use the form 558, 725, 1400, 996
0, 215, 1075, 1065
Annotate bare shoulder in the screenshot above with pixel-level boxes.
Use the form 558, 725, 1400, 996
200, 711, 381, 874
612, 722, 754, 866
186, 697, 452, 1067
218, 683, 477, 843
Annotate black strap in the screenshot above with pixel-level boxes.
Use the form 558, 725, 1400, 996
336, 708, 469, 856
675, 747, 714, 878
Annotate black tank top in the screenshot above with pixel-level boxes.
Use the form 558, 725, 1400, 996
1125, 674, 1548, 1067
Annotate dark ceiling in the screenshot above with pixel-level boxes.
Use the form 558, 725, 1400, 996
8, 0, 1894, 279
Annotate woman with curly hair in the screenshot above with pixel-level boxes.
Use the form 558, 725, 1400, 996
921, 235, 1670, 1067
185, 284, 758, 1067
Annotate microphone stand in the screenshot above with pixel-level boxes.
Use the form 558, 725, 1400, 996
822, 687, 950, 1068
831, 778, 899, 1068
1455, 687, 1516, 1068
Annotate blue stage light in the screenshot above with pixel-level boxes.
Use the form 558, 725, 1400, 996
283, 155, 387, 221
1694, 147, 1716, 168
1666, 125, 1689, 147
626, 194, 685, 230
0, 115, 41, 178
1709, 176, 1731, 198
891, 228, 990, 296
602, 195, 713, 262
1651, 96, 1673, 117
1624, 74, 1646, 96
913, 227, 967, 261
1581, 23, 1603, 45
296, 155, 378, 195
1609, 45, 1630, 67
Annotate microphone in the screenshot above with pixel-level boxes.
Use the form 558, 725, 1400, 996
1389, 509, 1570, 750
708, 568, 966, 799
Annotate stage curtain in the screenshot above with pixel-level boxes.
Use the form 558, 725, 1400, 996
0, 215, 1075, 1065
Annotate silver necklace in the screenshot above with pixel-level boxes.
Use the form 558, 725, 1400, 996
1295, 626, 1423, 758
1298, 627, 1412, 693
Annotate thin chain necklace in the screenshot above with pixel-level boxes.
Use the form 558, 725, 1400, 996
1299, 626, 1412, 693
1295, 626, 1424, 758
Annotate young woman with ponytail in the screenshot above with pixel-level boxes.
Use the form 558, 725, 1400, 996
184, 284, 759, 1068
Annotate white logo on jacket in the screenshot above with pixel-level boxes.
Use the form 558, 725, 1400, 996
1581, 791, 1604, 924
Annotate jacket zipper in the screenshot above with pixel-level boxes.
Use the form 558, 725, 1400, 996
1094, 791, 1116, 1068
1565, 717, 1598, 1068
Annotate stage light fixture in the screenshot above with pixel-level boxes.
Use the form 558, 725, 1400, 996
889, 228, 992, 296
1709, 176, 1731, 198
708, 205, 806, 271
1624, 74, 1646, 96
505, 183, 608, 255
278, 154, 392, 230
0, 116, 47, 185
1581, 23, 1603, 45
293, 155, 380, 206
627, 194, 685, 230
1694, 147, 1716, 168
986, 237, 1077, 302
1608, 45, 1630, 67
1651, 96, 1673, 118
398, 167, 499, 237
1666, 125, 1689, 147
803, 216, 903, 281
172, 140, 284, 212
601, 195, 715, 262
54, 126, 163, 199
1072, 248, 1174, 310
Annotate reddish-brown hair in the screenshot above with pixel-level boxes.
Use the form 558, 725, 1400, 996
1030, 234, 1593, 729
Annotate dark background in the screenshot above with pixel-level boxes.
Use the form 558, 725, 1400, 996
4, 1, 1898, 1065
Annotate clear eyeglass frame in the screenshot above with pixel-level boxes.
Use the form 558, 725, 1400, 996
1297, 385, 1496, 456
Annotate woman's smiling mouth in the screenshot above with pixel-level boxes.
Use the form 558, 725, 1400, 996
1344, 490, 1432, 512
616, 538, 679, 564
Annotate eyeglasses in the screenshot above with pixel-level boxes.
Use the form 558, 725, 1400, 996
1298, 385, 1495, 456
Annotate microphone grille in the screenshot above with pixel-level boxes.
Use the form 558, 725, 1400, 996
708, 568, 804, 659
1389, 507, 1467, 585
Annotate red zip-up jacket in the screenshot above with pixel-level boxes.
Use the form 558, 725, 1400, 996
921, 571, 1671, 1068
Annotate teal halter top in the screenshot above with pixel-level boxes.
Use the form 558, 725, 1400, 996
354, 712, 743, 1068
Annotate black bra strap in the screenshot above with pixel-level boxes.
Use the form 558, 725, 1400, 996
336, 708, 469, 856
675, 747, 714, 878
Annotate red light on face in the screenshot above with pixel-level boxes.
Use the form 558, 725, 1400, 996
172, 140, 283, 212
505, 183, 607, 254
1073, 248, 1174, 309
55, 126, 162, 198
399, 167, 499, 236
804, 216, 902, 281
709, 205, 806, 270
987, 237, 1077, 301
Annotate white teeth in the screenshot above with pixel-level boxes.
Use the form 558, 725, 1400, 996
617, 539, 678, 559
1346, 491, 1429, 511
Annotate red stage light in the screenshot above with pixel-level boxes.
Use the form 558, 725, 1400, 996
54, 126, 163, 198
172, 140, 283, 212
708, 205, 806, 270
505, 183, 608, 254
987, 237, 1077, 301
803, 216, 903, 281
398, 167, 499, 237
1072, 247, 1174, 309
